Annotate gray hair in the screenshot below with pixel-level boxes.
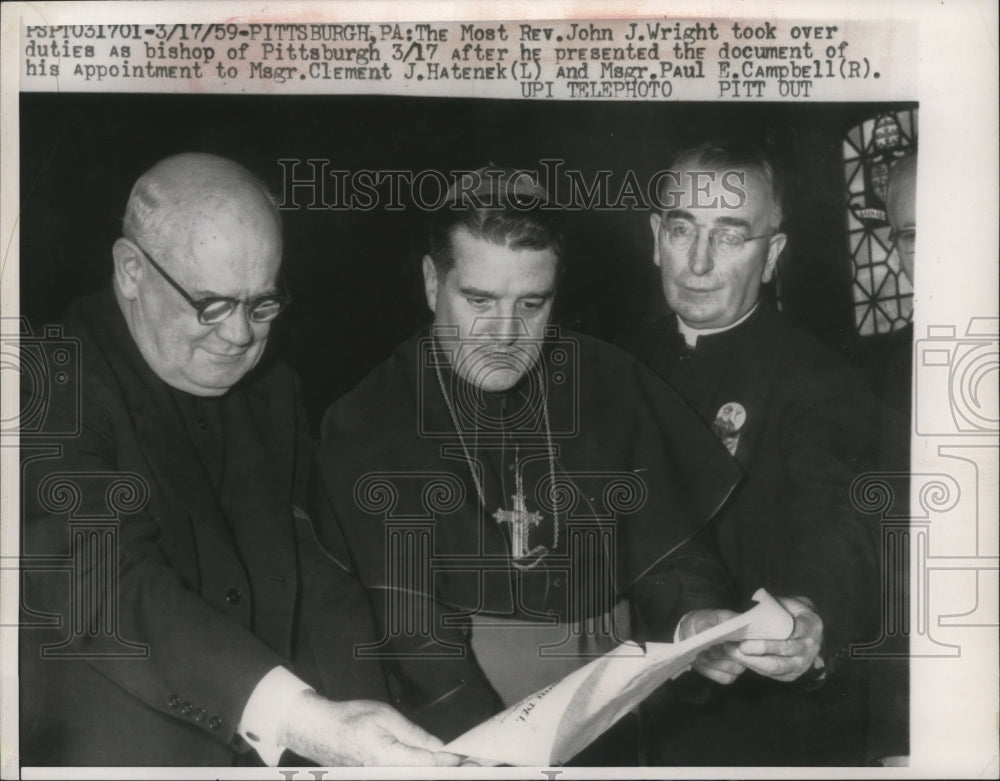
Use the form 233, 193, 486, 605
664, 139, 784, 231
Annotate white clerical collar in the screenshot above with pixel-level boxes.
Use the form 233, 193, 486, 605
677, 304, 759, 347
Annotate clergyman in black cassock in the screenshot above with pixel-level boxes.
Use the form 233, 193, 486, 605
317, 328, 741, 748
314, 167, 742, 759
635, 303, 880, 765
19, 154, 457, 769
635, 140, 880, 765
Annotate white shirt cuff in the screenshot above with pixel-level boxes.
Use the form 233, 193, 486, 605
237, 666, 314, 766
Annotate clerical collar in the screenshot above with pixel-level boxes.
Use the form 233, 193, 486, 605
677, 304, 759, 348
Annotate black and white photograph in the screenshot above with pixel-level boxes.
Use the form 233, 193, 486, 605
1, 2, 996, 778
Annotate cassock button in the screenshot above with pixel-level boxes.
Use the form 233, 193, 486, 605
226, 588, 242, 605
208, 715, 223, 730
196, 418, 208, 430
168, 694, 180, 709
181, 701, 193, 716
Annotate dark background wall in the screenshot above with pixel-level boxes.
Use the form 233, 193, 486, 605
19, 94, 913, 428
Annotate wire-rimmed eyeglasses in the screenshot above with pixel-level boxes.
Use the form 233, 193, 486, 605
661, 219, 777, 256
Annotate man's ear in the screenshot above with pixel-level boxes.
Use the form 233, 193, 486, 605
762, 232, 787, 284
421, 255, 439, 314
113, 238, 144, 300
649, 212, 662, 268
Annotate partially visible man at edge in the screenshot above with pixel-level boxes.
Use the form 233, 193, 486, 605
19, 153, 460, 768
314, 167, 811, 764
633, 140, 880, 765
863, 153, 916, 479
856, 152, 917, 765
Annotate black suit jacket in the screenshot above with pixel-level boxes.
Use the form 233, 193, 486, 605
634, 304, 881, 765
19, 290, 385, 766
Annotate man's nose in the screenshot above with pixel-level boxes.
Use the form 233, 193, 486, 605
687, 231, 714, 276
491, 315, 524, 346
216, 304, 255, 347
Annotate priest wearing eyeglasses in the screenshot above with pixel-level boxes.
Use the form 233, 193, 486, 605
315, 167, 749, 763
633, 140, 880, 765
19, 153, 460, 768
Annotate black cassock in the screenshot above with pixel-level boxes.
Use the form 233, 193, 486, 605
315, 328, 740, 748
855, 322, 912, 761
633, 303, 881, 766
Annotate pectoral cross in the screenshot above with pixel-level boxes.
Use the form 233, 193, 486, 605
493, 489, 543, 560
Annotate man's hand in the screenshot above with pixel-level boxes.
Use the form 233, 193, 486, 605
675, 608, 745, 685
278, 691, 461, 766
728, 596, 824, 682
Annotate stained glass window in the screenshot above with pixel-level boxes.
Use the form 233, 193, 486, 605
843, 109, 918, 335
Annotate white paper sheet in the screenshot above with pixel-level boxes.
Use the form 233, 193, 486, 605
444, 587, 794, 766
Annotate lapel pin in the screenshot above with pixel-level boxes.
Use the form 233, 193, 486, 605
712, 402, 747, 456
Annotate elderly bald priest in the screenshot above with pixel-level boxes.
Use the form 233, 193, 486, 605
316, 168, 745, 760
19, 154, 459, 768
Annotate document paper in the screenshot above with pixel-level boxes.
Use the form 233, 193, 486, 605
445, 588, 795, 766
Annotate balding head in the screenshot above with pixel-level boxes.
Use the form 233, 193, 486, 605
122, 153, 281, 261
113, 154, 285, 396
886, 154, 916, 284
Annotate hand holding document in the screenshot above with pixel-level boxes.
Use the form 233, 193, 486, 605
444, 588, 794, 766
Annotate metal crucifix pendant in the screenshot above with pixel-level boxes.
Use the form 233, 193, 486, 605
493, 491, 542, 560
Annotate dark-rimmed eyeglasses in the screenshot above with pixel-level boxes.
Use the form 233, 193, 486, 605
131, 240, 291, 325
662, 219, 777, 257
